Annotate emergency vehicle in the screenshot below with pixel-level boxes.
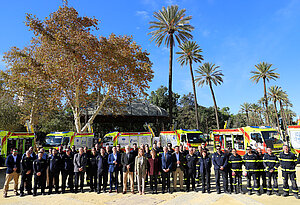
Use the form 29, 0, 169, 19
0, 131, 35, 158
212, 126, 283, 155
101, 131, 153, 149
287, 125, 300, 154
44, 131, 94, 151
159, 129, 206, 148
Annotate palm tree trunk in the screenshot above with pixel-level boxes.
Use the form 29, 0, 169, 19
263, 78, 270, 125
209, 80, 220, 129
189, 59, 199, 130
246, 111, 249, 125
279, 100, 287, 131
273, 100, 280, 130
168, 35, 174, 129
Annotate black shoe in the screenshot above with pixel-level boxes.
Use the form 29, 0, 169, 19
225, 190, 231, 194
103, 190, 107, 193
162, 190, 165, 194
89, 189, 94, 193
193, 189, 198, 192
202, 190, 205, 193
20, 193, 25, 197
81, 189, 84, 193
248, 191, 252, 195
256, 192, 261, 196
276, 192, 280, 196
267, 192, 271, 196
294, 194, 299, 199
283, 192, 288, 197
28, 191, 33, 195
42, 192, 47, 196
48, 192, 52, 195
33, 193, 37, 197
207, 190, 211, 194
263, 189, 267, 194
97, 191, 100, 194
186, 189, 189, 192
173, 189, 177, 192
180, 189, 184, 192
217, 190, 221, 194
62, 190, 66, 194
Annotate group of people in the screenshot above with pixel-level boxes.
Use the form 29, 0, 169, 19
2, 142, 299, 199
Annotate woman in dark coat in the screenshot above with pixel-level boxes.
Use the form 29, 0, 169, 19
198, 150, 212, 193
147, 149, 160, 194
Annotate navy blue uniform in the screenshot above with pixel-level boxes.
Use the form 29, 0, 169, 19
88, 154, 98, 191
186, 154, 198, 191
257, 153, 267, 193
243, 153, 259, 194
61, 154, 74, 192
33, 158, 47, 195
48, 154, 62, 194
20, 156, 34, 195
229, 154, 243, 193
263, 153, 279, 194
212, 152, 229, 193
197, 156, 211, 193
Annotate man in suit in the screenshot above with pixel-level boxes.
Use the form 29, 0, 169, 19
74, 147, 87, 193
161, 146, 172, 194
96, 148, 108, 194
3, 148, 22, 198
172, 146, 185, 192
108, 146, 121, 193
121, 145, 135, 194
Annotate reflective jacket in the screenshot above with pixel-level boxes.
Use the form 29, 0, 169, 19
229, 154, 243, 172
279, 152, 297, 172
263, 153, 279, 172
256, 153, 265, 172
243, 153, 258, 172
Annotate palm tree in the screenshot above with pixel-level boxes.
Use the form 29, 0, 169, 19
277, 89, 288, 130
149, 5, 194, 128
240, 102, 252, 125
195, 63, 223, 129
250, 62, 280, 125
176, 41, 203, 129
268, 85, 282, 129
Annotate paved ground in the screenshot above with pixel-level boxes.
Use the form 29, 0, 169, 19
0, 166, 299, 205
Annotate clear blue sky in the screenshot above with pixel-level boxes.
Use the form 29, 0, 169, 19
1, 0, 300, 116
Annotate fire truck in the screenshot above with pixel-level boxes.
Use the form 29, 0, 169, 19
0, 131, 35, 159
287, 125, 300, 154
212, 126, 283, 155
44, 132, 94, 151
101, 132, 153, 149
159, 129, 206, 148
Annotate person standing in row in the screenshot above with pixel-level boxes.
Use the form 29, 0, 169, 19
88, 148, 98, 192
108, 147, 121, 193
279, 145, 299, 199
257, 148, 267, 194
61, 148, 74, 193
243, 146, 259, 195
33, 152, 47, 196
116, 144, 124, 189
97, 148, 108, 194
186, 147, 198, 192
74, 147, 87, 193
229, 148, 244, 194
263, 147, 280, 196
212, 145, 229, 194
3, 148, 21, 198
172, 146, 184, 192
224, 148, 233, 193
121, 145, 135, 194
135, 149, 147, 195
161, 146, 172, 194
148, 149, 160, 194
198, 150, 211, 193
48, 149, 61, 195
19, 151, 34, 197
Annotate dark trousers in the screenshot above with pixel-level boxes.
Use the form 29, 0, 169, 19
109, 170, 118, 190
257, 171, 267, 192
86, 167, 90, 185
118, 169, 123, 188
161, 171, 171, 191
232, 171, 242, 191
62, 171, 74, 192
215, 169, 228, 192
150, 175, 158, 191
201, 171, 210, 192
246, 172, 258, 193
90, 171, 97, 190
98, 171, 108, 192
33, 174, 46, 195
20, 173, 33, 194
282, 171, 298, 194
49, 171, 59, 193
266, 171, 278, 193
75, 172, 85, 191
186, 170, 195, 191
227, 169, 233, 192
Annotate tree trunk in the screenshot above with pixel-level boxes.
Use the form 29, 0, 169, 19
263, 78, 270, 125
273, 100, 280, 130
168, 35, 174, 129
246, 111, 249, 125
279, 100, 287, 131
209, 81, 220, 129
189, 59, 199, 130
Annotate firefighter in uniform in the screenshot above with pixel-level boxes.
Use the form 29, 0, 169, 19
20, 151, 34, 197
88, 147, 98, 192
263, 147, 280, 196
212, 145, 229, 194
33, 152, 47, 196
61, 148, 74, 193
186, 147, 198, 192
197, 150, 211, 193
229, 148, 244, 194
279, 145, 299, 199
224, 148, 233, 193
256, 148, 267, 194
195, 146, 203, 187
243, 146, 260, 195
48, 149, 62, 194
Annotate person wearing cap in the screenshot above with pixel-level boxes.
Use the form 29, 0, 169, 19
3, 148, 21, 198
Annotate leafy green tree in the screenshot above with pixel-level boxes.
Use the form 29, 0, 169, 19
250, 62, 280, 125
176, 41, 203, 129
149, 5, 194, 128
195, 63, 224, 129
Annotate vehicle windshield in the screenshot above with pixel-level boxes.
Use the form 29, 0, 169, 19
261, 131, 282, 143
44, 136, 62, 146
187, 133, 205, 143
